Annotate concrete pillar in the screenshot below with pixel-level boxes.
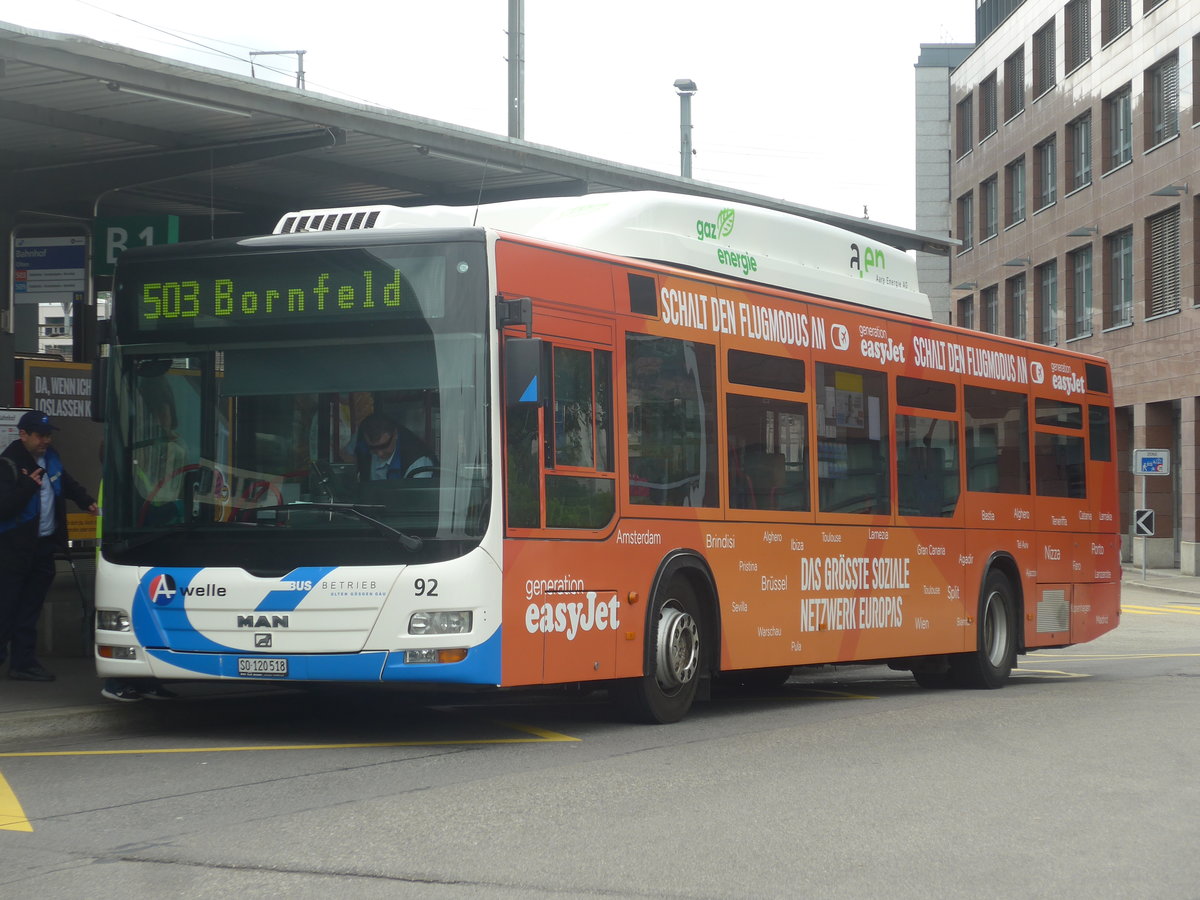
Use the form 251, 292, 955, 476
1181, 399, 1200, 574
1132, 401, 1177, 568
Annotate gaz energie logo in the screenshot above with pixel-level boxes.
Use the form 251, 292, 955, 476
696, 208, 736, 241
695, 208, 758, 276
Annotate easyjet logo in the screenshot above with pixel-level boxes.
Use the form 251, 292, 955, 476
525, 592, 620, 640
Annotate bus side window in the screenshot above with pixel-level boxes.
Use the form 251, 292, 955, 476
626, 334, 719, 508
814, 363, 889, 515
965, 385, 1029, 495
1034, 398, 1086, 499
545, 345, 615, 529
727, 393, 809, 512
896, 416, 959, 517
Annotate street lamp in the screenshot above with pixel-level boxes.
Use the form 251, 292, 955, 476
674, 78, 697, 178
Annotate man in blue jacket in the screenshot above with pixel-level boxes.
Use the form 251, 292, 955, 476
355, 411, 437, 481
0, 410, 97, 682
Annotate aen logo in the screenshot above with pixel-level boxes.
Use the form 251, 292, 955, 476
145, 574, 227, 606
696, 208, 736, 241
849, 242, 886, 279
148, 573, 176, 605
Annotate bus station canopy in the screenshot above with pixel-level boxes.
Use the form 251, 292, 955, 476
0, 21, 953, 254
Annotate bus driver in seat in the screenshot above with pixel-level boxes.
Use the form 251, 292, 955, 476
355, 412, 436, 480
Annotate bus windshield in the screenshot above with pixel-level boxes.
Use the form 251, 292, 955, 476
102, 241, 489, 572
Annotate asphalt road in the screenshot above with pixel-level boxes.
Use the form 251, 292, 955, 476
2, 580, 1198, 899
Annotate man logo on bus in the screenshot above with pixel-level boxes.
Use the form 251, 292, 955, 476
148, 573, 177, 605
849, 243, 886, 279
1030, 361, 1045, 384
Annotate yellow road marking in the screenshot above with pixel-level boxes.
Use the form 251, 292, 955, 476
0, 719, 578, 759
0, 772, 33, 832
1125, 604, 1200, 616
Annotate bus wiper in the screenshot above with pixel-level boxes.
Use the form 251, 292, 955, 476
110, 522, 203, 554
256, 501, 423, 551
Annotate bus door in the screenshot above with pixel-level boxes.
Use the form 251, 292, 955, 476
501, 312, 620, 685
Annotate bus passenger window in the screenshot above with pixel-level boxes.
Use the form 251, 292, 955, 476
897, 375, 956, 412
554, 347, 596, 468
964, 386, 1029, 495
1033, 398, 1085, 498
815, 363, 889, 515
1089, 405, 1112, 462
727, 394, 809, 511
1035, 432, 1087, 498
626, 334, 718, 507
545, 346, 615, 529
896, 416, 959, 517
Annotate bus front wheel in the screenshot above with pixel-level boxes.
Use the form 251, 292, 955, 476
613, 579, 704, 724
950, 571, 1017, 689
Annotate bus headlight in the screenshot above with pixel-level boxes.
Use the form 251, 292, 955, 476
96, 609, 131, 632
408, 610, 472, 635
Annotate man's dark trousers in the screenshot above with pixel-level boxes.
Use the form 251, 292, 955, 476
0, 536, 57, 668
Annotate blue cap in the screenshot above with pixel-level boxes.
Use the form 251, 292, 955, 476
18, 410, 58, 435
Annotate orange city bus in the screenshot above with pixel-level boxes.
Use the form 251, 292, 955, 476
93, 191, 1120, 723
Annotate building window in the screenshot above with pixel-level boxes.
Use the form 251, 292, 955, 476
980, 73, 998, 139
1034, 19, 1057, 97
1102, 0, 1131, 44
956, 94, 974, 158
958, 192, 975, 251
1066, 0, 1092, 72
1069, 113, 1092, 191
981, 286, 999, 333
1067, 246, 1093, 339
1105, 228, 1133, 327
1004, 49, 1025, 119
1007, 274, 1027, 340
959, 296, 975, 330
981, 176, 999, 241
1104, 85, 1132, 169
1037, 261, 1059, 344
1035, 137, 1057, 210
1147, 54, 1179, 147
1144, 0, 1166, 13
1147, 206, 1180, 318
1006, 156, 1026, 226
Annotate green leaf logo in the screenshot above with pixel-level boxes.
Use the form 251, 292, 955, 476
717, 208, 735, 239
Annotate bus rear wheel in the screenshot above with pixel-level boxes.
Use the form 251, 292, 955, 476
950, 571, 1016, 689
613, 579, 704, 724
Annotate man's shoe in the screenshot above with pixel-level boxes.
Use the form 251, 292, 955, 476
141, 686, 178, 700
100, 685, 142, 702
9, 665, 56, 682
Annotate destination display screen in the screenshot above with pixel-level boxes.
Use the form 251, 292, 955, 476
115, 241, 484, 341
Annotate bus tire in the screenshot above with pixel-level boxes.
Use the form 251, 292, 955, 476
950, 571, 1016, 689
613, 578, 704, 724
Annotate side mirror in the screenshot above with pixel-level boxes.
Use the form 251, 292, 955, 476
90, 356, 107, 423
90, 319, 112, 423
504, 337, 544, 406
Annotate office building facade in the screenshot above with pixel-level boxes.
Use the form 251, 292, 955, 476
926, 0, 1200, 571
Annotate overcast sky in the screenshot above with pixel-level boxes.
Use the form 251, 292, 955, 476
6, 1, 975, 231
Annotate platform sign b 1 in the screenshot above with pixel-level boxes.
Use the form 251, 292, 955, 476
1133, 449, 1170, 476
94, 215, 179, 276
